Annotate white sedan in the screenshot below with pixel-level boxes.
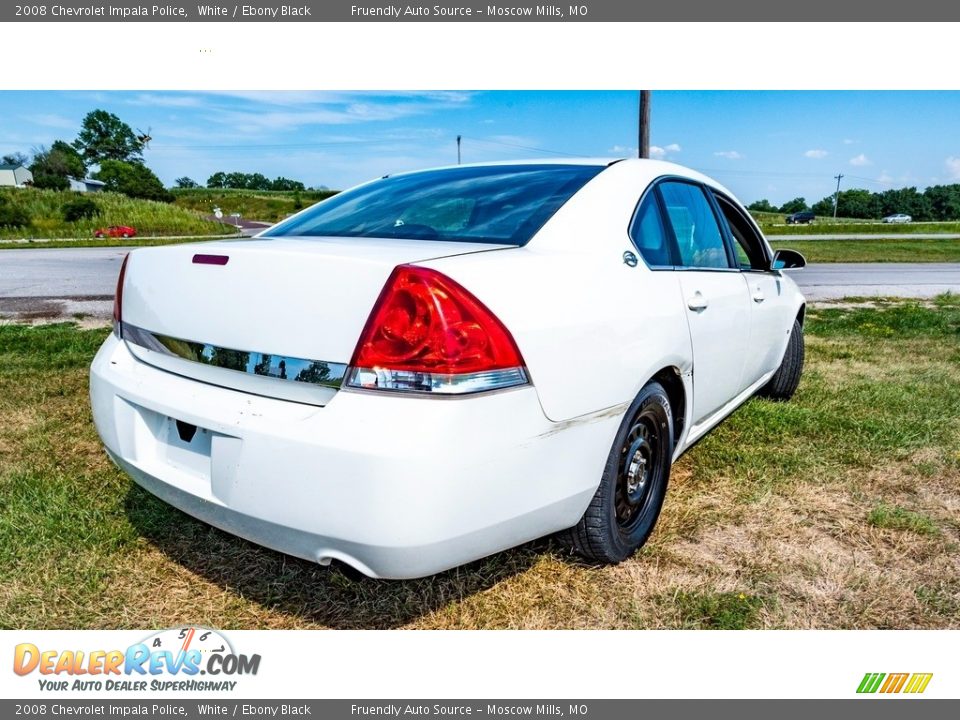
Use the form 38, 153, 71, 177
882, 213, 912, 223
90, 159, 807, 579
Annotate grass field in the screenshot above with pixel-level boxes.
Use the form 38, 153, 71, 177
1, 296, 958, 629
0, 188, 231, 240
0, 236, 235, 251
172, 188, 337, 223
770, 237, 960, 263
759, 219, 960, 236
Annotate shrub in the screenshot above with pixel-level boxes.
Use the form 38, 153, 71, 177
0, 204, 31, 228
94, 160, 174, 203
32, 172, 70, 191
63, 196, 100, 222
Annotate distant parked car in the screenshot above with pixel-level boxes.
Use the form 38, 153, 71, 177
785, 211, 815, 225
94, 225, 137, 239
882, 213, 912, 224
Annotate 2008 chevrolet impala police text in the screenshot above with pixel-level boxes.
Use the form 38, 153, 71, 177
90, 159, 807, 578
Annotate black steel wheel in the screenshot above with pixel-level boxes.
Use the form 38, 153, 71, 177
757, 318, 804, 401
568, 381, 674, 564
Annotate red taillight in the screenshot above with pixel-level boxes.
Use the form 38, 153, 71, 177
112, 254, 129, 337
347, 265, 528, 394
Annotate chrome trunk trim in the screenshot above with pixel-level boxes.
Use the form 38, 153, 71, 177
120, 322, 347, 391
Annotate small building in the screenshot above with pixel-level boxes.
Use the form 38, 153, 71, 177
0, 163, 33, 187
68, 177, 106, 193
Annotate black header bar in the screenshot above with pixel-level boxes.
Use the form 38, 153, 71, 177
4, 0, 960, 22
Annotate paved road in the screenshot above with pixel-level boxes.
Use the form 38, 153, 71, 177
768, 233, 960, 241
784, 263, 960, 299
1, 249, 959, 321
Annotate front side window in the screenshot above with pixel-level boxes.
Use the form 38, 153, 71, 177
658, 181, 733, 270
264, 164, 604, 246
713, 193, 770, 270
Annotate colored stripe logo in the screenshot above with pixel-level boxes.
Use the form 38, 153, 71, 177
857, 673, 933, 694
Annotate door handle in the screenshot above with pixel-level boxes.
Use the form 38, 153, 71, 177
752, 288, 765, 303
687, 292, 708, 312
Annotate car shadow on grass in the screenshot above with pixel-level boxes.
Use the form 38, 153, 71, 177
123, 484, 551, 629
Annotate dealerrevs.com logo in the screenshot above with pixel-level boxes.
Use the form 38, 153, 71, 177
857, 673, 933, 694
13, 627, 260, 693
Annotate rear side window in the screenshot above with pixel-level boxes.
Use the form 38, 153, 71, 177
264, 164, 604, 246
629, 193, 674, 267
659, 181, 733, 270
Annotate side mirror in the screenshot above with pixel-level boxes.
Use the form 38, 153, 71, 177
772, 248, 806, 270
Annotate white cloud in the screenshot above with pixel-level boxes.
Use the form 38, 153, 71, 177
946, 156, 960, 180
127, 93, 204, 108
877, 170, 893, 184
22, 113, 75, 129
609, 144, 636, 155
849, 153, 872, 166
843, 138, 857, 145
646, 143, 681, 159
804, 149, 828, 159
713, 150, 743, 160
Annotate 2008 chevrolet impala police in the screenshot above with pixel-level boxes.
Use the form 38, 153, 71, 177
90, 159, 807, 578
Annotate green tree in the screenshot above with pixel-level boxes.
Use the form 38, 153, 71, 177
2, 152, 29, 167
175, 176, 199, 188
876, 187, 930, 220
833, 188, 878, 219
272, 176, 306, 191
73, 110, 143, 166
206, 172, 228, 188
225, 172, 248, 189
247, 173, 271, 190
29, 141, 87, 191
811, 197, 836, 217
923, 184, 960, 221
294, 361, 332, 385
747, 199, 777, 213
93, 160, 173, 202
210, 348, 250, 372
778, 197, 808, 214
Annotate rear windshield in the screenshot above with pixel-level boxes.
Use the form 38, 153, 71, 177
263, 164, 604, 246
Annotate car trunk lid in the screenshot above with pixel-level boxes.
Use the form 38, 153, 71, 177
119, 236, 511, 404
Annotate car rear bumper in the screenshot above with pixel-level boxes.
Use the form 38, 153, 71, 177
90, 334, 616, 578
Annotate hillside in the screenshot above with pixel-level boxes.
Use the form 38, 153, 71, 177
172, 188, 339, 224
0, 188, 232, 239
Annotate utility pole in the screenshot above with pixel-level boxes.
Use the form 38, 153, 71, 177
456, 135, 462, 165
832, 173, 844, 218
638, 91, 651, 159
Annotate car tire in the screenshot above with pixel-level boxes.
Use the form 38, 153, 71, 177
121, 233, 129, 238
95, 233, 104, 238
757, 319, 804, 401
567, 381, 674, 564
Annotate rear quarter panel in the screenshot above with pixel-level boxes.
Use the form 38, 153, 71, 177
424, 161, 694, 422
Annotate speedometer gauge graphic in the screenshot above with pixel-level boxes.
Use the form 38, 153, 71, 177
140, 626, 234, 660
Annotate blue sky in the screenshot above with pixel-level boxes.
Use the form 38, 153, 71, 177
2, 90, 959, 205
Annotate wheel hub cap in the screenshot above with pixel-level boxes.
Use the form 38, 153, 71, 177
625, 438, 650, 504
